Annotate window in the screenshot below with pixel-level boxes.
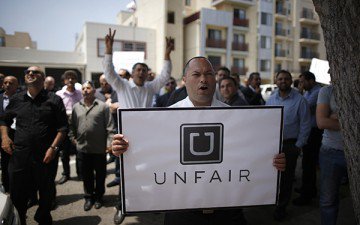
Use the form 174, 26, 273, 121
208, 29, 222, 40
97, 39, 146, 57
260, 60, 271, 72
208, 56, 221, 68
233, 58, 245, 68
233, 33, 245, 43
260, 36, 271, 49
234, 8, 246, 19
185, 0, 191, 6
0, 37, 4, 47
167, 11, 175, 24
261, 12, 272, 26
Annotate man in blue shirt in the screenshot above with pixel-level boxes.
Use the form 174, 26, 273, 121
266, 70, 311, 221
293, 71, 323, 206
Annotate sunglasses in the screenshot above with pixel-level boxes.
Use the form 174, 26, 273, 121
24, 70, 43, 75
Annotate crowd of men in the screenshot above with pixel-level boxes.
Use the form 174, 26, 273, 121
0, 28, 347, 225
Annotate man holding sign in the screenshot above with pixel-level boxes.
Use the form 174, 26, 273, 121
112, 56, 286, 225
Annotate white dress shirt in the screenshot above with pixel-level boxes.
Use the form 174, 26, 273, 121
103, 54, 172, 109
170, 96, 228, 108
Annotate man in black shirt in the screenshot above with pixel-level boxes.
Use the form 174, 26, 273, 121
0, 66, 68, 225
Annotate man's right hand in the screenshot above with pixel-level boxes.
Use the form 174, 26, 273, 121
1, 135, 14, 155
105, 28, 116, 54
112, 134, 129, 156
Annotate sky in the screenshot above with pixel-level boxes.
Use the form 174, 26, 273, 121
0, 0, 131, 52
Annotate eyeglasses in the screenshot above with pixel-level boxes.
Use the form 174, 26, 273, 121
24, 70, 43, 75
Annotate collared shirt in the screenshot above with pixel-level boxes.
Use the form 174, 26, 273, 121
69, 99, 115, 154
303, 84, 322, 127
266, 88, 311, 148
0, 90, 68, 165
170, 96, 228, 108
103, 54, 172, 109
56, 88, 83, 115
2, 94, 9, 111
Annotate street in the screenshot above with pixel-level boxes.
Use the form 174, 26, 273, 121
25, 156, 356, 225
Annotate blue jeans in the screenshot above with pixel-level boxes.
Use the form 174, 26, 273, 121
319, 145, 347, 225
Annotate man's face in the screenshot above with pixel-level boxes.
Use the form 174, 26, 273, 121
24, 66, 45, 88
99, 76, 111, 93
183, 58, 216, 106
3, 77, 18, 95
299, 76, 312, 91
165, 78, 176, 92
216, 70, 228, 81
82, 83, 95, 99
44, 77, 55, 90
132, 64, 148, 86
220, 79, 237, 100
65, 74, 77, 88
250, 75, 261, 88
276, 72, 292, 92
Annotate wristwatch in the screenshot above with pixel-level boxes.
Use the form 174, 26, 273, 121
50, 145, 59, 152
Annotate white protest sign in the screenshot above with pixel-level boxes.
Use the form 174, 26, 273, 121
113, 51, 145, 72
310, 58, 331, 85
119, 107, 283, 213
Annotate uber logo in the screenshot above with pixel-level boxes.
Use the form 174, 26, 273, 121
180, 123, 223, 165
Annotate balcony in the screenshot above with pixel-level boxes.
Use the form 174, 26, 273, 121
300, 51, 318, 59
232, 42, 248, 51
206, 38, 227, 49
231, 66, 248, 75
275, 28, 286, 36
300, 31, 320, 41
233, 18, 249, 27
275, 49, 286, 57
212, 0, 254, 8
300, 10, 319, 25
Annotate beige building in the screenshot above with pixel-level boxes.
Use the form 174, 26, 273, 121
0, 27, 37, 49
117, 0, 326, 83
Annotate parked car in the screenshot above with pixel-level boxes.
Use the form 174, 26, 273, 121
0, 188, 20, 225
260, 84, 277, 101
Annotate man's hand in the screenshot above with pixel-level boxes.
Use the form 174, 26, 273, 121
43, 147, 56, 164
105, 28, 116, 54
112, 134, 129, 156
273, 153, 286, 171
165, 37, 174, 60
1, 135, 14, 155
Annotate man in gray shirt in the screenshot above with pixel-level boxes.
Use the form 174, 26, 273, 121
316, 85, 345, 225
69, 81, 115, 211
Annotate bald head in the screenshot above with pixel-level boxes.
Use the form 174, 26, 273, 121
44, 76, 56, 91
3, 76, 19, 96
99, 74, 111, 93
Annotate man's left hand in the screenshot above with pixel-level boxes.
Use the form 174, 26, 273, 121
273, 153, 286, 171
43, 147, 56, 163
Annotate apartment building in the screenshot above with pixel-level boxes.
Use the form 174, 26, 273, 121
117, 0, 325, 83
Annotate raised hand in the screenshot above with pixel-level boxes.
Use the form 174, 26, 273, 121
165, 37, 174, 60
105, 28, 116, 54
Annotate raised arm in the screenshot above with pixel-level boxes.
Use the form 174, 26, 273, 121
103, 28, 126, 92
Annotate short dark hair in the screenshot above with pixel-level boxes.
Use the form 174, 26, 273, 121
183, 56, 214, 76
217, 67, 231, 77
219, 76, 238, 88
276, 70, 292, 79
132, 63, 149, 72
248, 72, 260, 82
63, 70, 78, 80
299, 71, 315, 81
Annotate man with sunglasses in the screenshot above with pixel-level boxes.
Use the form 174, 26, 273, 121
155, 77, 177, 107
0, 66, 68, 225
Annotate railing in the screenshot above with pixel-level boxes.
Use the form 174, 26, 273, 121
206, 38, 227, 48
301, 10, 315, 20
300, 51, 318, 59
231, 66, 248, 75
232, 42, 248, 51
183, 11, 200, 25
276, 7, 288, 15
233, 18, 249, 27
300, 31, 320, 40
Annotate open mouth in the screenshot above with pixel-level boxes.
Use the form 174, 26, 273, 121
199, 86, 208, 91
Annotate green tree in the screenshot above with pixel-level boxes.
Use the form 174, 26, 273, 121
312, 0, 360, 223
